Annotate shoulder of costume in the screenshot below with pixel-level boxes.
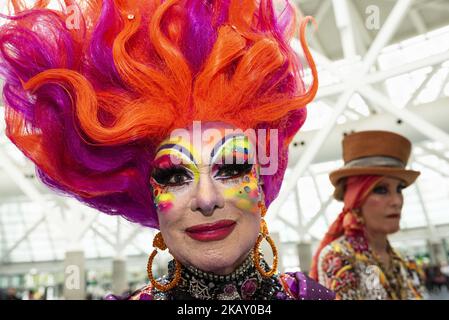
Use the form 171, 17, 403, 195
279, 272, 336, 300
319, 235, 356, 261
102, 284, 152, 300
126, 284, 154, 300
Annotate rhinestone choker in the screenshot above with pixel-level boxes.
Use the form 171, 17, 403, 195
154, 252, 284, 300
185, 252, 254, 283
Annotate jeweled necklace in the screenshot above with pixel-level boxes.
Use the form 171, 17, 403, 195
153, 252, 285, 300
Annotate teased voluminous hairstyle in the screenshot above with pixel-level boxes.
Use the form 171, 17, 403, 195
0, 0, 317, 228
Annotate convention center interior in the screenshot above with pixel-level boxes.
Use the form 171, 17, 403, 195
0, 0, 449, 300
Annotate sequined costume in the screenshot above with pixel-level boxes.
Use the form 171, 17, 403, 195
318, 235, 424, 300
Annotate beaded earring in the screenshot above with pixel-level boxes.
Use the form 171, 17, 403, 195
147, 232, 182, 291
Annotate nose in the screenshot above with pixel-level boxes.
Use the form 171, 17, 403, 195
190, 174, 224, 216
390, 192, 403, 210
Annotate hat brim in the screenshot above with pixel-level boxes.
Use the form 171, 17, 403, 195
330, 167, 420, 201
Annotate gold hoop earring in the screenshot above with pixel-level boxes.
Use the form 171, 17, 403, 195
258, 200, 267, 217
253, 205, 278, 278
147, 232, 181, 292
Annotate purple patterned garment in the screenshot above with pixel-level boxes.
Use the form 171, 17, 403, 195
281, 272, 335, 300
105, 272, 335, 301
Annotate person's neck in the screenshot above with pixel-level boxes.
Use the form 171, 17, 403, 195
365, 228, 389, 255
213, 252, 252, 275
183, 251, 254, 277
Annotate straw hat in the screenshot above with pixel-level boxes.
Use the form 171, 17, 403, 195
330, 131, 420, 201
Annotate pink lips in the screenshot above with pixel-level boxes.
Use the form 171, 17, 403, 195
185, 219, 236, 242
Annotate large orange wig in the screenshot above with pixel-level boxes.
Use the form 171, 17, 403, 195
0, 0, 317, 228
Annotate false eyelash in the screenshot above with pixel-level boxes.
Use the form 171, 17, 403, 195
215, 163, 253, 179
151, 166, 192, 186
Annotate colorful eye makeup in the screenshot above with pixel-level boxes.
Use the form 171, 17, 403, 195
150, 141, 200, 214
211, 134, 255, 180
151, 182, 175, 213
151, 133, 260, 214
151, 165, 194, 186
156, 143, 197, 166
214, 163, 253, 179
211, 134, 253, 165
152, 141, 200, 185
223, 164, 261, 214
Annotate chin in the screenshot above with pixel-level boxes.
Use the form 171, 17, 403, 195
185, 248, 242, 274
384, 224, 401, 235
182, 238, 255, 274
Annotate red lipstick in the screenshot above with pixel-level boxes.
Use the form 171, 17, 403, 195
185, 219, 236, 242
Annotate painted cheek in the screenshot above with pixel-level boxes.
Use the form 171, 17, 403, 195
223, 167, 260, 214
151, 181, 175, 214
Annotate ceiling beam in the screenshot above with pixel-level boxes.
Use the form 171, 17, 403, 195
317, 48, 449, 99
289, 97, 449, 165
1, 215, 46, 262
269, 0, 413, 218
359, 85, 449, 148
346, 0, 373, 53
332, 0, 357, 58
414, 158, 449, 178
419, 144, 449, 162
303, 194, 334, 233
403, 66, 438, 108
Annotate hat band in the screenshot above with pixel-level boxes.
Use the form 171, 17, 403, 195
344, 156, 405, 169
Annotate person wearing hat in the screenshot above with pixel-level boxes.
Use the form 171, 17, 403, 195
309, 131, 426, 300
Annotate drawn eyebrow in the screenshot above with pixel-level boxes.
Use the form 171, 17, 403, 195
156, 143, 197, 165
210, 134, 249, 163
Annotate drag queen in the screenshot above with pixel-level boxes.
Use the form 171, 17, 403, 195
310, 131, 425, 300
0, 0, 334, 300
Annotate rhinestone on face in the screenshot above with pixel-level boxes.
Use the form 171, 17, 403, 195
127, 14, 135, 20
